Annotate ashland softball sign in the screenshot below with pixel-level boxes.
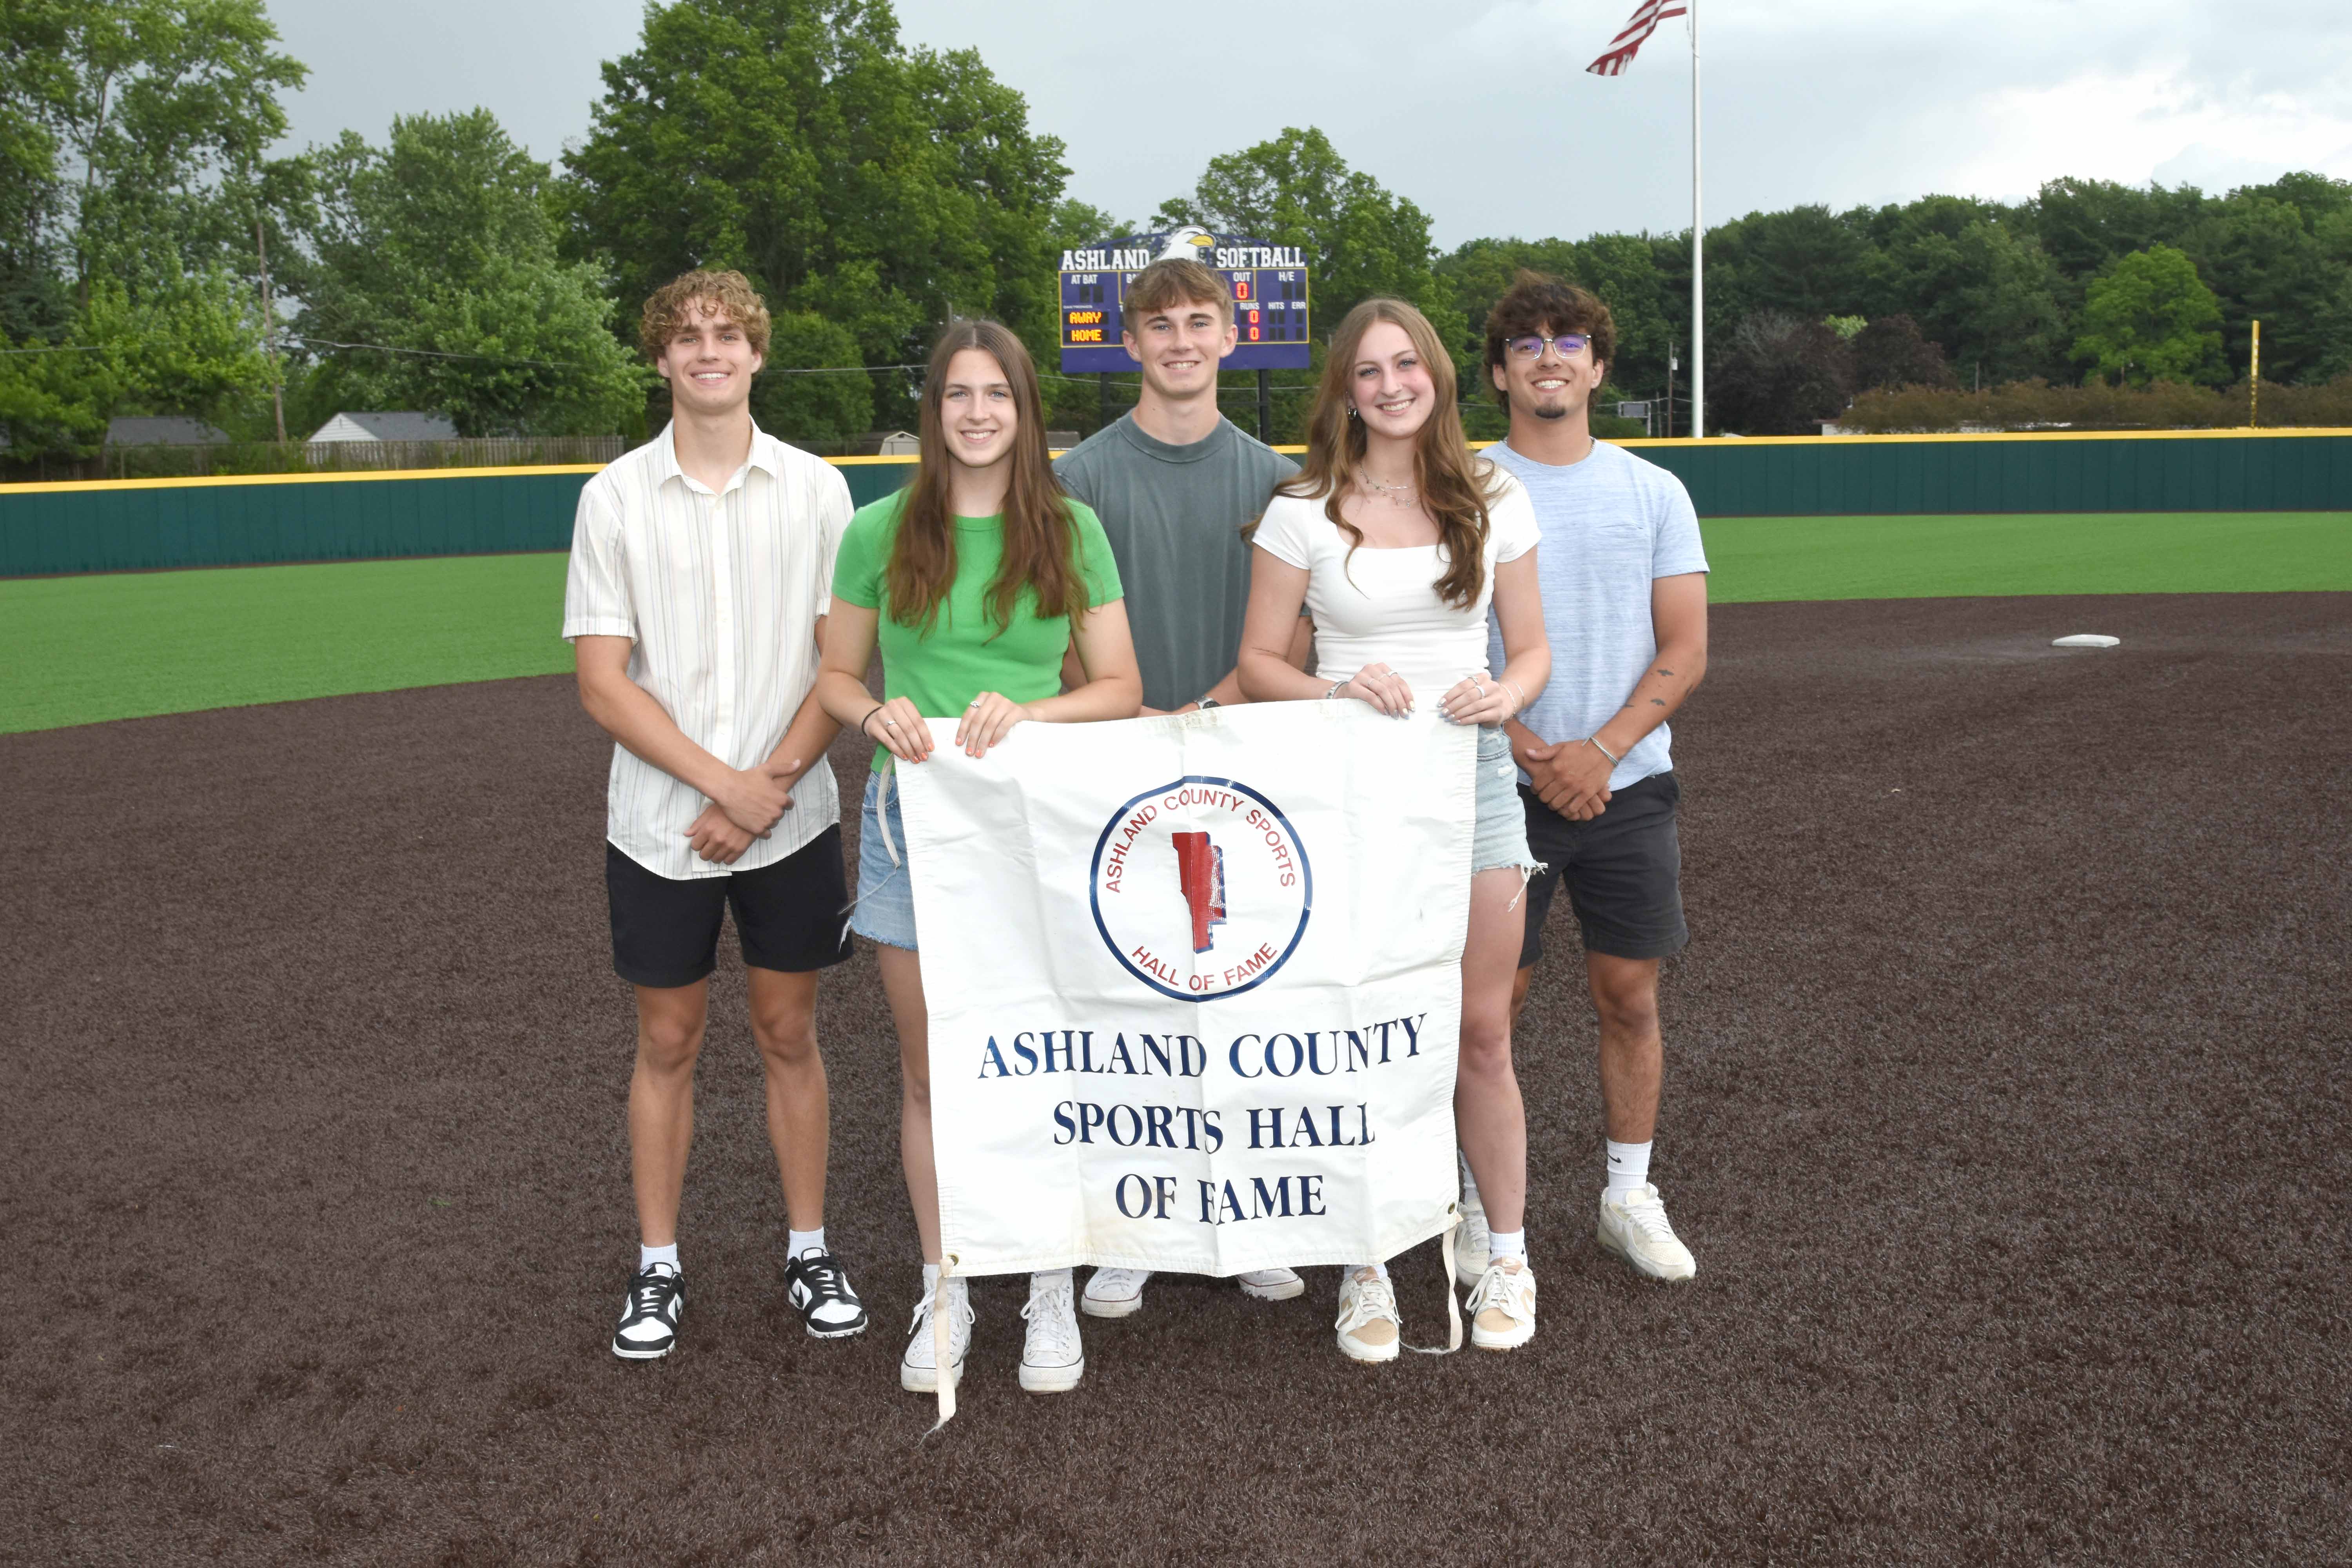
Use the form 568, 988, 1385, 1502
893, 702, 1475, 1278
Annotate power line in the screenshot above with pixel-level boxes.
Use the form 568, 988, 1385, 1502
0, 343, 107, 355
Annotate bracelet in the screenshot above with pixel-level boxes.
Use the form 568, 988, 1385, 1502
1587, 734, 1623, 765
858, 703, 886, 739
1325, 680, 1348, 700
1500, 678, 1526, 715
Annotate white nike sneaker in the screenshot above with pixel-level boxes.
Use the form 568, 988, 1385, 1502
899, 1276, 973, 1393
1466, 1257, 1538, 1350
1455, 1192, 1492, 1287
1237, 1267, 1304, 1300
1334, 1268, 1402, 1363
1019, 1270, 1085, 1393
1597, 1182, 1698, 1281
1081, 1267, 1151, 1319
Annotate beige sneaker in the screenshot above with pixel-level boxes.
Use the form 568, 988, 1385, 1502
1466, 1257, 1537, 1350
1237, 1267, 1304, 1300
1334, 1268, 1402, 1362
1455, 1193, 1492, 1287
1597, 1182, 1697, 1281
1081, 1267, 1151, 1318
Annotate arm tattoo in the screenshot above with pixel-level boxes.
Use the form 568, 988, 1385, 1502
1649, 698, 1666, 706
1655, 667, 1675, 677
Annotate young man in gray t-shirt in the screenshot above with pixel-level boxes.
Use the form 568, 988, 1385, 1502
1054, 255, 1313, 1315
1476, 272, 1711, 1285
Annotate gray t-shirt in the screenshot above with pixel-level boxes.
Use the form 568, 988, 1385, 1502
1484, 439, 1709, 790
1055, 414, 1299, 711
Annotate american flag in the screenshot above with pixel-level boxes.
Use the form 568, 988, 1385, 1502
1587, 0, 1688, 75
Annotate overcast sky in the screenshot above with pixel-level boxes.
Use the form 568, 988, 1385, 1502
266, 0, 2352, 245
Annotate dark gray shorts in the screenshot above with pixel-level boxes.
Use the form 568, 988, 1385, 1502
1517, 771, 1688, 966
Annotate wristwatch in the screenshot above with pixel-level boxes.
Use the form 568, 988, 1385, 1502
1196, 698, 1222, 711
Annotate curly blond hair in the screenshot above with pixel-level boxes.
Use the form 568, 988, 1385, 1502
639, 269, 772, 362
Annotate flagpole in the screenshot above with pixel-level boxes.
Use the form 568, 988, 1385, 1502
1690, 0, 1704, 439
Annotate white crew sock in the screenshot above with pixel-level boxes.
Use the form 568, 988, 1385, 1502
1606, 1138, 1652, 1196
639, 1241, 679, 1275
788, 1226, 826, 1259
1348, 1261, 1390, 1283
1458, 1148, 1482, 1209
1487, 1227, 1528, 1264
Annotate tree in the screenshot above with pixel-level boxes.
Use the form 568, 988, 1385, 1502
2178, 189, 2352, 384
1862, 198, 2067, 385
1153, 127, 1459, 442
560, 0, 1070, 441
1709, 311, 1852, 434
2071, 243, 2226, 387
1707, 204, 1875, 323
1849, 314, 1953, 390
299, 112, 644, 437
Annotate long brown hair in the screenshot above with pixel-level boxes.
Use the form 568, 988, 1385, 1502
1278, 297, 1504, 608
887, 319, 1088, 635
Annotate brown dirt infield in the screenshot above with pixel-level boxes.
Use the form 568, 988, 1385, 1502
3, 593, 2347, 1565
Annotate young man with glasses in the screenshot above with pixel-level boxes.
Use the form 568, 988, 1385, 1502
566, 269, 869, 1360
1051, 254, 1315, 1320
1469, 272, 1711, 1286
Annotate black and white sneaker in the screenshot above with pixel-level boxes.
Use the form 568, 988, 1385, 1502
783, 1250, 869, 1338
613, 1263, 685, 1360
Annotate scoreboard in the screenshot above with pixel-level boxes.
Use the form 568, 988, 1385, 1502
1059, 227, 1312, 373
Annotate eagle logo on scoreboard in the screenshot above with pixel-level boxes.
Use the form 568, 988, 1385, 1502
1089, 777, 1312, 1002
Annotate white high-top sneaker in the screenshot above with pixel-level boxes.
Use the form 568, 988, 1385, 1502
1597, 1182, 1698, 1281
899, 1275, 973, 1392
1019, 1270, 1085, 1393
1081, 1267, 1151, 1319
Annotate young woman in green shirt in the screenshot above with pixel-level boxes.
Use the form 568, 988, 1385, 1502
815, 319, 1142, 1397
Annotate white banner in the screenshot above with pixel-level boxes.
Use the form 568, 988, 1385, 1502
894, 702, 1474, 1278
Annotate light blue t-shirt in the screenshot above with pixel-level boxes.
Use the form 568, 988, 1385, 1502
1484, 439, 1708, 790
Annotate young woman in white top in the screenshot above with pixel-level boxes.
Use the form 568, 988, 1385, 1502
1237, 297, 1551, 1358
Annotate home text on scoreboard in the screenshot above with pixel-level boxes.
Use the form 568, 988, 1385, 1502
1058, 227, 1313, 373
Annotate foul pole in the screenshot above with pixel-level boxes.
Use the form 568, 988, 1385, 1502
1690, 0, 1704, 439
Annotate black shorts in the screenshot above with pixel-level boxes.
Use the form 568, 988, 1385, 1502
1518, 771, 1688, 967
605, 828, 853, 989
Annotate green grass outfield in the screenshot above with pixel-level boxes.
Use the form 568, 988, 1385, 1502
4, 510, 2347, 735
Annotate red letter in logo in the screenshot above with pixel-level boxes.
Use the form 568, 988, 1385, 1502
1171, 830, 1227, 954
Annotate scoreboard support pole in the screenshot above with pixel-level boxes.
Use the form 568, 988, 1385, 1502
1256, 370, 1272, 443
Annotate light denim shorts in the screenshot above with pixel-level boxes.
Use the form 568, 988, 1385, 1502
850, 769, 918, 951
1470, 724, 1537, 875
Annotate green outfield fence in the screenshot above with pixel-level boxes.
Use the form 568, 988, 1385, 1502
4, 429, 2348, 578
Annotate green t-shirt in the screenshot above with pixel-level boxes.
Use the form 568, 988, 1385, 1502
832, 488, 1123, 771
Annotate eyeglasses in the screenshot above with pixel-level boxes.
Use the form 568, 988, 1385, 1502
1505, 333, 1590, 361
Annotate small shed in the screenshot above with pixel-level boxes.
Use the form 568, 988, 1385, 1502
875, 429, 920, 456
307, 411, 458, 445
107, 416, 230, 446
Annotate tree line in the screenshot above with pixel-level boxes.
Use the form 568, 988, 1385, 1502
7, 0, 2349, 468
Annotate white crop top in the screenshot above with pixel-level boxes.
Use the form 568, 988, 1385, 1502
1251, 469, 1539, 700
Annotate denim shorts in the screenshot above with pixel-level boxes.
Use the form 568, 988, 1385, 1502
1470, 724, 1538, 875
849, 769, 919, 951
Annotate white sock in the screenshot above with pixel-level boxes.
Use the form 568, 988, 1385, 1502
1488, 1227, 1528, 1264
1606, 1138, 1652, 1196
1349, 1261, 1390, 1283
788, 1226, 826, 1259
639, 1241, 679, 1275
1458, 1148, 1482, 1209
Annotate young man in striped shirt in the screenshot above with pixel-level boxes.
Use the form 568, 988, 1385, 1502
564, 270, 867, 1359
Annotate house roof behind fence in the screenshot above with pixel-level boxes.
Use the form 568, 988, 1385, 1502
107, 416, 231, 446
307, 412, 459, 443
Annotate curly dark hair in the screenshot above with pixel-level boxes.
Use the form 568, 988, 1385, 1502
639, 269, 771, 362
1482, 271, 1615, 405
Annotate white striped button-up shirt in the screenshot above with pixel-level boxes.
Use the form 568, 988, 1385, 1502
562, 422, 853, 881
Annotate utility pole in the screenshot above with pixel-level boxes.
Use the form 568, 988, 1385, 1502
255, 219, 287, 444
2250, 319, 2261, 428
1666, 339, 1677, 439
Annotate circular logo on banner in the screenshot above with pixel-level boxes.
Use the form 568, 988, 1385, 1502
1088, 776, 1314, 1002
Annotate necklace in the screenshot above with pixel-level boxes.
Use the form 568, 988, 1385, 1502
1356, 465, 1417, 508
